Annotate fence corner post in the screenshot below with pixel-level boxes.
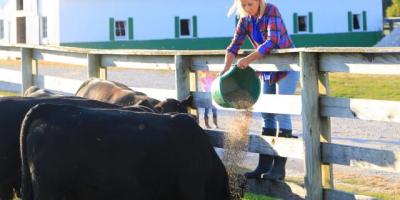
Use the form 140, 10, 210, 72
21, 47, 34, 95
300, 51, 323, 200
87, 54, 107, 79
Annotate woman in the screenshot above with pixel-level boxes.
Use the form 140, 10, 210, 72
222, 0, 299, 180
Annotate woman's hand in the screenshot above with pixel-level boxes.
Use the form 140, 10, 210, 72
221, 52, 235, 76
237, 51, 263, 69
237, 57, 250, 69
219, 66, 230, 76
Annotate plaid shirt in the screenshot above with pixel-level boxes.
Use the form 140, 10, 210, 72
226, 3, 294, 84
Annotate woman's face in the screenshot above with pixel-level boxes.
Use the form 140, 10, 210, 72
240, 0, 259, 16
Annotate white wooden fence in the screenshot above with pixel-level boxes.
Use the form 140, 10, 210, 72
0, 44, 399, 200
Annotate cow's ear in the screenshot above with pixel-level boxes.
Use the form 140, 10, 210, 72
180, 95, 193, 108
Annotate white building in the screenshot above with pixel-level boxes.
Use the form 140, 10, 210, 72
0, 0, 383, 49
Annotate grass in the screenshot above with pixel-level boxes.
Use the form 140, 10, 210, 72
243, 193, 278, 200
0, 91, 18, 97
334, 173, 400, 200
329, 73, 400, 101
284, 173, 400, 200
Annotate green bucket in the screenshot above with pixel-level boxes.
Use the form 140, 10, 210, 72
211, 65, 261, 109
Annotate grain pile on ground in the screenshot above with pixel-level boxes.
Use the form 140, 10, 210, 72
222, 91, 255, 199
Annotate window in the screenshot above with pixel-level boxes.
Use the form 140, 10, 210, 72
180, 19, 190, 36
41, 17, 47, 39
353, 14, 361, 30
293, 13, 312, 34
16, 0, 23, 10
115, 20, 126, 38
175, 16, 195, 38
0, 20, 4, 39
298, 15, 307, 32
348, 11, 366, 32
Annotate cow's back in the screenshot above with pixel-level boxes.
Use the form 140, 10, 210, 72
0, 96, 120, 200
20, 104, 229, 200
23, 86, 62, 97
75, 78, 147, 106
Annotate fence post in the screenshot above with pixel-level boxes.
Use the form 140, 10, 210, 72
175, 55, 198, 118
21, 47, 34, 95
87, 54, 107, 79
319, 72, 334, 189
175, 55, 191, 100
300, 52, 323, 200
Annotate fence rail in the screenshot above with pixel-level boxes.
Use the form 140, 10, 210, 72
0, 44, 399, 200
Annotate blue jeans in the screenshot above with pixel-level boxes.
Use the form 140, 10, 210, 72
204, 106, 217, 118
262, 71, 300, 130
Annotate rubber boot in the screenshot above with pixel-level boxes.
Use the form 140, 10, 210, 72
262, 129, 292, 181
262, 157, 287, 181
204, 116, 211, 128
244, 155, 273, 179
213, 116, 219, 128
244, 128, 275, 179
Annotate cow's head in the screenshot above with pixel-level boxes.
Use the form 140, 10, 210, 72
154, 95, 193, 114
135, 97, 160, 109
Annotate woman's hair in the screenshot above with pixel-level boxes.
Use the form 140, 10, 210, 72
227, 0, 266, 18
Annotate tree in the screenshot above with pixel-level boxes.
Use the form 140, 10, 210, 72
387, 0, 400, 17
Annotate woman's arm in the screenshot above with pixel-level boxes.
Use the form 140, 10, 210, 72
221, 52, 235, 75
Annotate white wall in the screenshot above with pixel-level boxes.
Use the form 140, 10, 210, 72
58, 0, 236, 43
39, 0, 60, 44
18, 0, 40, 44
0, 0, 15, 43
0, 0, 385, 45
271, 0, 382, 34
0, 0, 42, 44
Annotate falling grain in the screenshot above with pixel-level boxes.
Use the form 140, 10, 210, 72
222, 93, 254, 199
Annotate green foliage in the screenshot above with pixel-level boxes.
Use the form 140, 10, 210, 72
386, 0, 400, 17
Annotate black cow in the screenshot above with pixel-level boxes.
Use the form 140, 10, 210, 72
20, 104, 229, 200
23, 86, 63, 97
75, 78, 193, 113
0, 96, 122, 200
